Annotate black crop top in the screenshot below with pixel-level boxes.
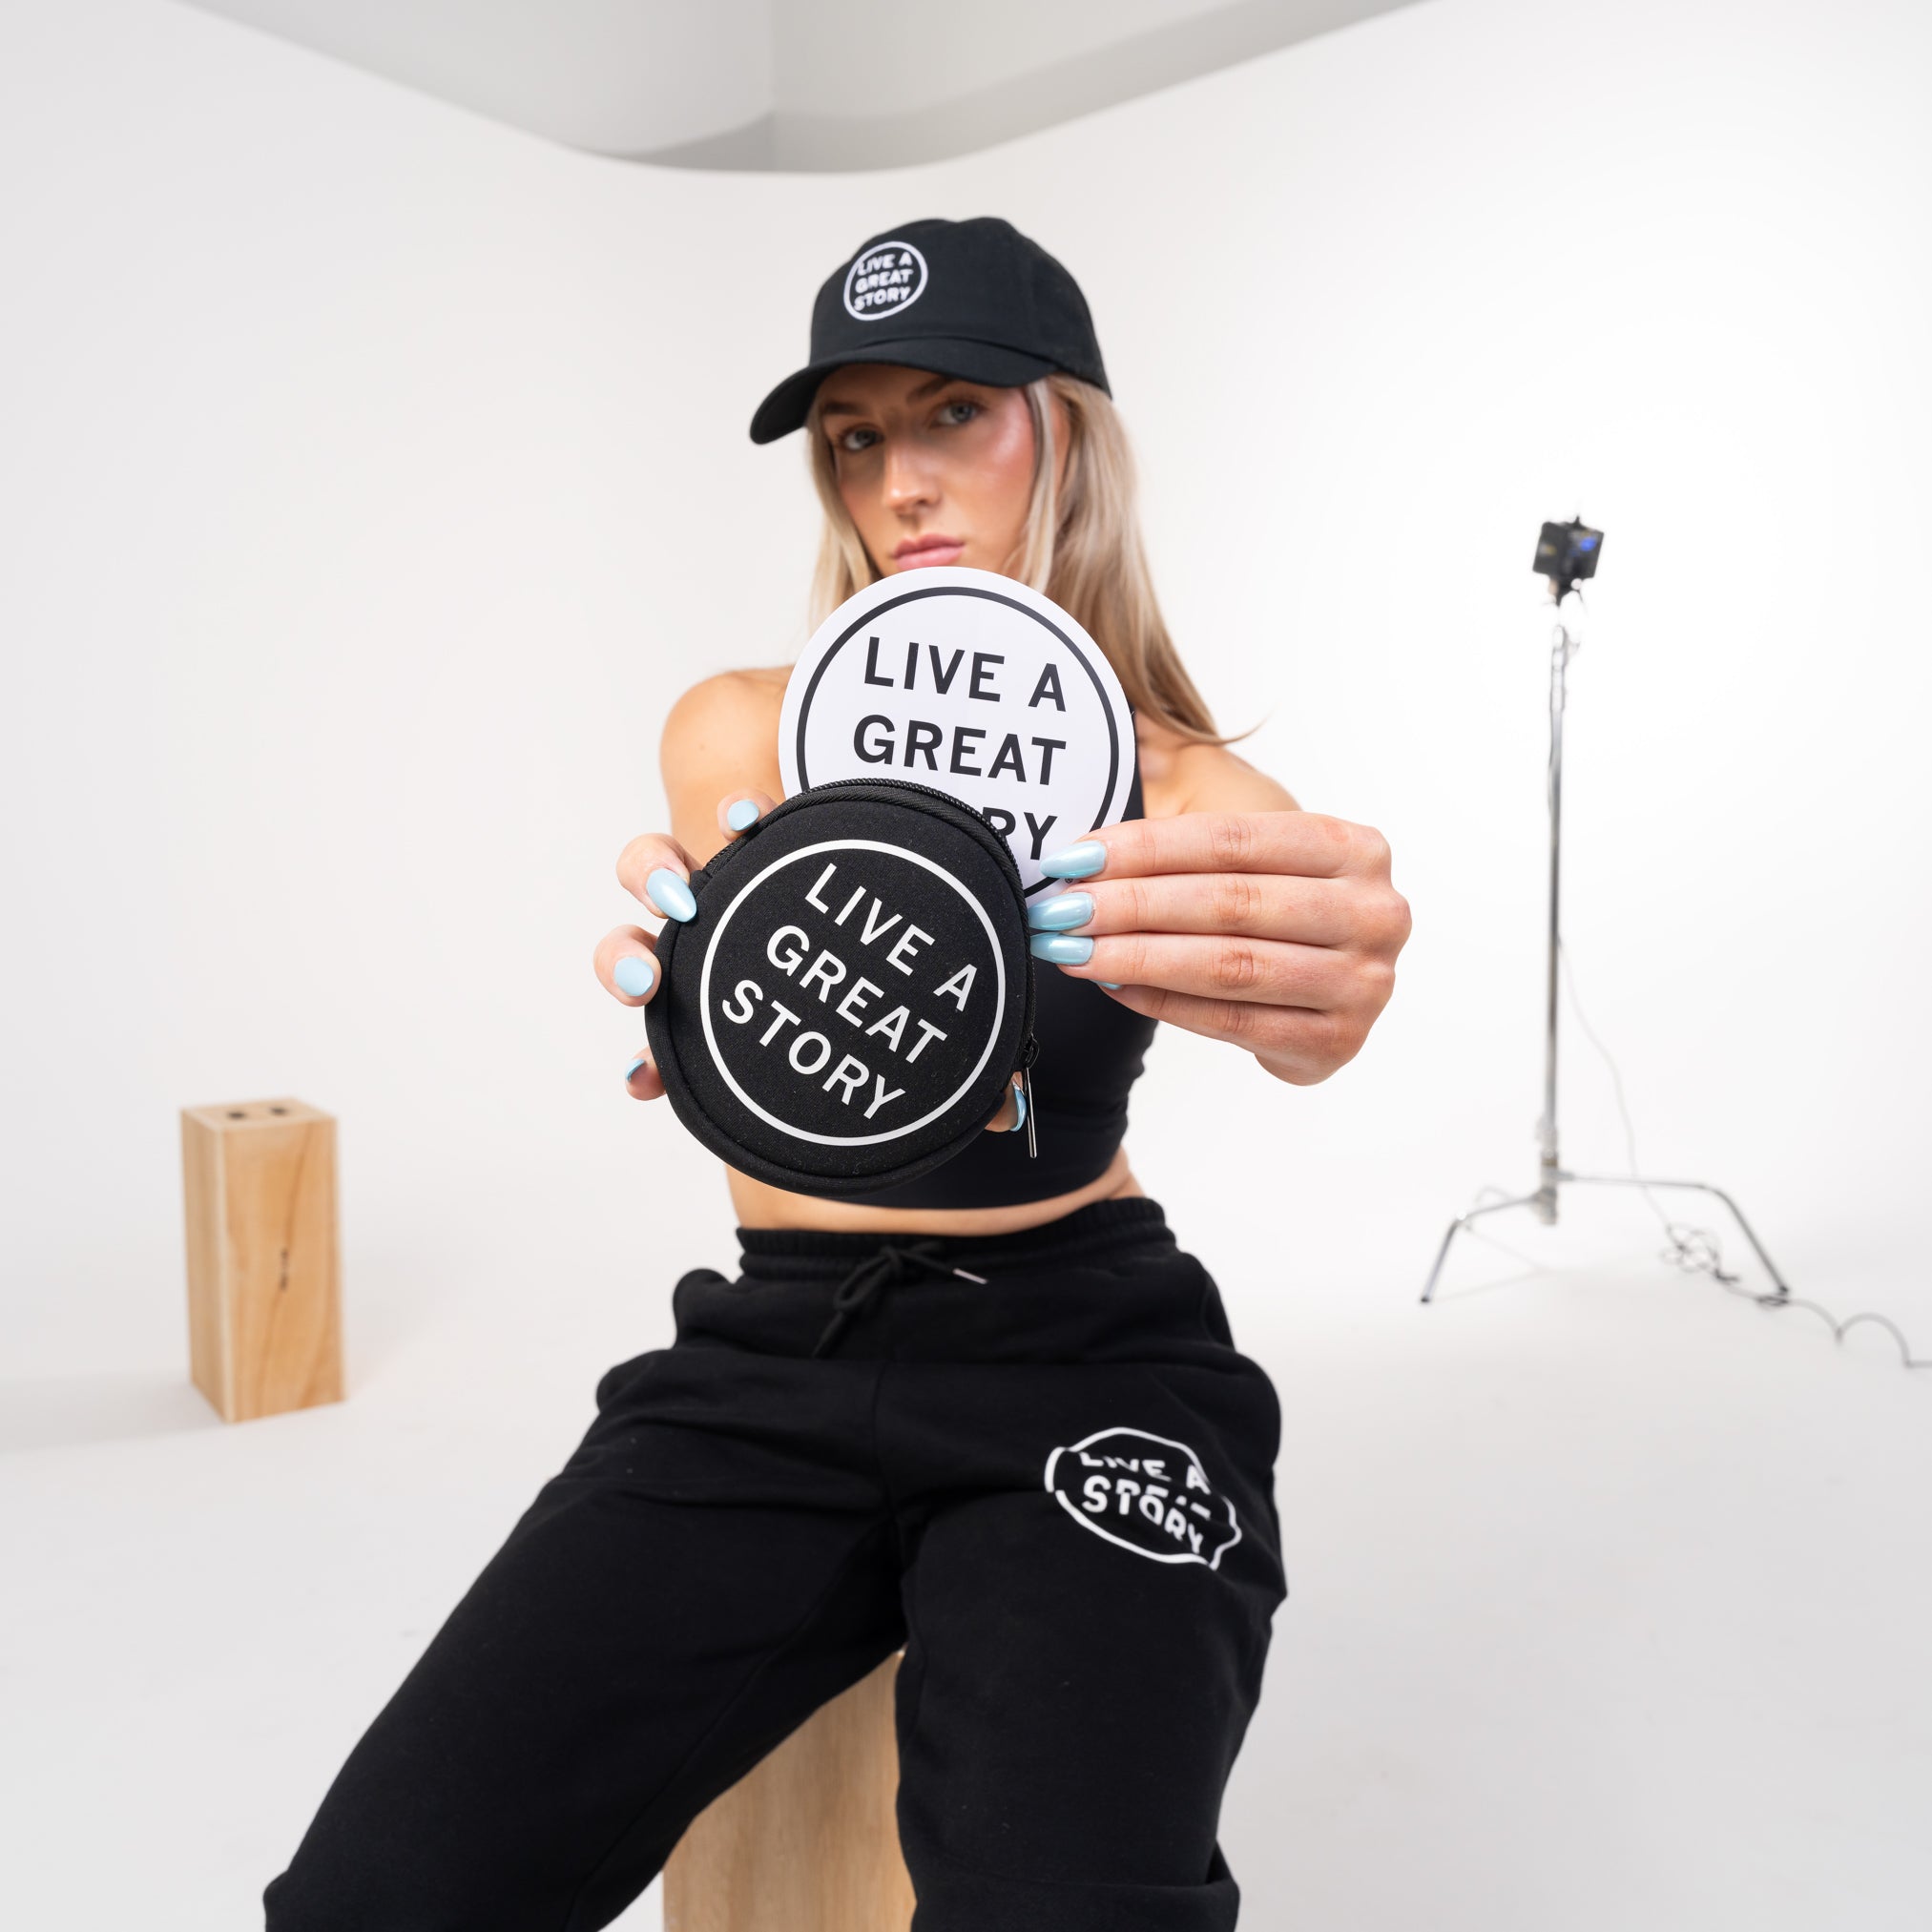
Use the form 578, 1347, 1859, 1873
855, 767, 1159, 1210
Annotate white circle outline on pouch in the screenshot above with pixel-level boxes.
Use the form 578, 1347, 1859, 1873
698, 839, 1005, 1146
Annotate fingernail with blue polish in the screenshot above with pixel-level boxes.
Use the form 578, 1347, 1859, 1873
1008, 1085, 1028, 1133
726, 799, 759, 833
1098, 982, 1122, 990
1027, 891, 1093, 932
1040, 841, 1107, 881
614, 954, 655, 999
647, 868, 696, 923
623, 1052, 651, 1084
1029, 933, 1094, 966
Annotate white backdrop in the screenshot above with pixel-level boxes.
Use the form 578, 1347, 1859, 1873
4, 0, 1930, 1925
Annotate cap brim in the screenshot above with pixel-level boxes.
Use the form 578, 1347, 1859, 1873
748, 339, 1057, 445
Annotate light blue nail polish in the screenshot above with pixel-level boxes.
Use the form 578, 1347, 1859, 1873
1029, 933, 1094, 966
647, 867, 696, 923
1008, 1086, 1028, 1132
1040, 841, 1106, 881
726, 799, 759, 832
623, 1052, 650, 1083
614, 954, 655, 998
1027, 891, 1093, 932
1098, 982, 1122, 990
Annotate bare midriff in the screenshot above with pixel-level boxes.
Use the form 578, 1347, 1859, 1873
727, 1145, 1144, 1236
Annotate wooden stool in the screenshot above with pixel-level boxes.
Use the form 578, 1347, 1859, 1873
664, 1653, 915, 1932
180, 1097, 342, 1423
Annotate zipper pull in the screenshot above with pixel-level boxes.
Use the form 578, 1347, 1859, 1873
1021, 1060, 1038, 1159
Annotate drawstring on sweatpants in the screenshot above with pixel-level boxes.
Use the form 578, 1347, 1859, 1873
810, 1240, 987, 1359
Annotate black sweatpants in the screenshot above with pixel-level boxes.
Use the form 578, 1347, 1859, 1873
264, 1198, 1288, 1930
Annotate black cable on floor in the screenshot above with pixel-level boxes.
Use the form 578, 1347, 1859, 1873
1547, 934, 1929, 1370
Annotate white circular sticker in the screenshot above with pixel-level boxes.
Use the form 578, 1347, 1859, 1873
842, 240, 927, 322
779, 568, 1133, 898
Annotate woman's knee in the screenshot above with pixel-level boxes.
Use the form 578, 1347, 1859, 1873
263, 1832, 528, 1932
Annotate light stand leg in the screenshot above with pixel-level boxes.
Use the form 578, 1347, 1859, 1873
1558, 1172, 1793, 1300
1420, 1189, 1551, 1305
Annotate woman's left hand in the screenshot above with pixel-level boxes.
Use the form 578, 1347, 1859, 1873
1028, 811, 1411, 1086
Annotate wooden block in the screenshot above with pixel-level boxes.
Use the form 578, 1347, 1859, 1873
180, 1097, 343, 1423
664, 1653, 915, 1932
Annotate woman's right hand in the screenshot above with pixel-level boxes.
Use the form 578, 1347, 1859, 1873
595, 789, 774, 1100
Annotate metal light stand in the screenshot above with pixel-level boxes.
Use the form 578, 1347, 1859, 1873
1420, 598, 1793, 1306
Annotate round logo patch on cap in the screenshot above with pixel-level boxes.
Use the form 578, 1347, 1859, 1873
698, 838, 1005, 1147
842, 239, 928, 322
779, 568, 1133, 897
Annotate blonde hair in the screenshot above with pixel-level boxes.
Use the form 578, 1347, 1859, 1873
805, 372, 1223, 741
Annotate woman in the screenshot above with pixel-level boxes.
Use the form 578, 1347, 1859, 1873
266, 218, 1409, 1931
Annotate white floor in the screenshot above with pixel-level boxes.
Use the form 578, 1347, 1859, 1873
6, 1095, 1929, 1931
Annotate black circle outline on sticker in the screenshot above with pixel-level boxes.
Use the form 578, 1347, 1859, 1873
792, 584, 1124, 899
696, 837, 1006, 1146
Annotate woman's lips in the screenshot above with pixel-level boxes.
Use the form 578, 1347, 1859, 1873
893, 535, 966, 569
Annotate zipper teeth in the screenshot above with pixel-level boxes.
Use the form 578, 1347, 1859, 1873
800, 778, 1027, 891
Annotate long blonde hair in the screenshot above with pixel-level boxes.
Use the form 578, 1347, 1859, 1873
805, 372, 1222, 741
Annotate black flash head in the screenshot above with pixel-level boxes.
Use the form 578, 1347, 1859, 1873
1532, 519, 1605, 599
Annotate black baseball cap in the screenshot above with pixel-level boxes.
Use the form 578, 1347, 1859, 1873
748, 217, 1110, 445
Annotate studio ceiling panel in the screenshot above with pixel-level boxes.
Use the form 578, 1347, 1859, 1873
180, 0, 1428, 170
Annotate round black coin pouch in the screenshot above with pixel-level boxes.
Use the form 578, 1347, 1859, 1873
645, 779, 1036, 1196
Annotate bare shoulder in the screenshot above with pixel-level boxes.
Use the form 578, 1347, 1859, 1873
661, 667, 791, 855
662, 665, 788, 742
662, 667, 789, 773
1135, 717, 1300, 817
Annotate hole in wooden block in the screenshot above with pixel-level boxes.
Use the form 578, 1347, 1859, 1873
269, 1106, 288, 1114
227, 1110, 246, 1118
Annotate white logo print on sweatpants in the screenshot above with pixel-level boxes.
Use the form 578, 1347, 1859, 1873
1044, 1425, 1242, 1569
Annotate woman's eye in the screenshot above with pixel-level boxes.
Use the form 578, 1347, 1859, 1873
938, 401, 981, 426
838, 426, 882, 453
